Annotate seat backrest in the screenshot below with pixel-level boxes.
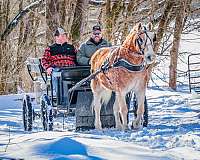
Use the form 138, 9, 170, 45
60, 66, 90, 81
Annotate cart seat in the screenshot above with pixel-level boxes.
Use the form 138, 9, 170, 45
58, 66, 91, 81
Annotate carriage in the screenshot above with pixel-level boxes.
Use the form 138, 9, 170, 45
22, 22, 155, 131
22, 57, 148, 131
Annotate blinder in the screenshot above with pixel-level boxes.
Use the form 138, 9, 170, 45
136, 30, 147, 54
153, 34, 157, 42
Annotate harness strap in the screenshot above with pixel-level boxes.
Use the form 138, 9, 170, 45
100, 46, 146, 73
69, 47, 118, 93
112, 58, 144, 72
101, 46, 119, 72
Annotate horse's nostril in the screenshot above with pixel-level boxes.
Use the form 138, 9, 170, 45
147, 55, 151, 61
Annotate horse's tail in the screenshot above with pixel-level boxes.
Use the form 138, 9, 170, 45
91, 89, 112, 115
101, 89, 112, 107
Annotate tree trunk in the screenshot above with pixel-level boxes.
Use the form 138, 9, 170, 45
169, 0, 187, 90
121, 0, 139, 43
64, 0, 77, 33
59, 0, 67, 27
46, 0, 59, 45
102, 0, 123, 43
154, 0, 174, 54
71, 0, 89, 46
147, 0, 174, 85
0, 0, 10, 94
104, 0, 112, 41
0, 1, 3, 93
13, 0, 24, 93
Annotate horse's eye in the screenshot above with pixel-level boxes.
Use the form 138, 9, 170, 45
153, 34, 157, 42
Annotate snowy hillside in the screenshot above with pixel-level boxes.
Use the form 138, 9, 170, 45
0, 87, 199, 160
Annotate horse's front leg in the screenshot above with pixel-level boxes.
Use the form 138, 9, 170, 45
113, 96, 122, 130
132, 92, 145, 129
116, 92, 128, 131
91, 80, 103, 130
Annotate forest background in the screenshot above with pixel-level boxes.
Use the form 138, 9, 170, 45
0, 0, 199, 94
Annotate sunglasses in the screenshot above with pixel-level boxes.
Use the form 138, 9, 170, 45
93, 32, 101, 35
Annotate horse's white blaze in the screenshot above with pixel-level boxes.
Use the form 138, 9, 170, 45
144, 32, 155, 64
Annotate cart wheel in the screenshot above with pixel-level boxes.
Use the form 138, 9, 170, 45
132, 95, 148, 127
22, 95, 33, 131
40, 94, 53, 131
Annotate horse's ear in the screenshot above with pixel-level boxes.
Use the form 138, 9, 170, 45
147, 22, 153, 31
137, 23, 143, 32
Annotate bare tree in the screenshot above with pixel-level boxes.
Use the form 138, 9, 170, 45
71, 0, 89, 46
154, 0, 174, 54
46, 0, 59, 44
0, 0, 199, 94
0, 0, 10, 94
169, 0, 192, 90
101, 0, 124, 43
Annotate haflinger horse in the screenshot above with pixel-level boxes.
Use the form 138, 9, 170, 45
90, 22, 156, 130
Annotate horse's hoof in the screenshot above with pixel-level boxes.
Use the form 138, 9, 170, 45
95, 123, 102, 130
122, 125, 129, 131
116, 124, 123, 130
131, 120, 142, 130
143, 121, 148, 127
95, 127, 102, 130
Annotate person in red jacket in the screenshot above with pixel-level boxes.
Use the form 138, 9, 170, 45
41, 27, 77, 97
42, 27, 77, 75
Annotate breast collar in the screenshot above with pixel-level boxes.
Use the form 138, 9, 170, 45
100, 46, 145, 72
112, 58, 144, 72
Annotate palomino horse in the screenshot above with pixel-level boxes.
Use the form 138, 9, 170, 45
90, 23, 156, 130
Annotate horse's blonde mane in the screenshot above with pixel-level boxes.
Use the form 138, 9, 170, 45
122, 23, 142, 51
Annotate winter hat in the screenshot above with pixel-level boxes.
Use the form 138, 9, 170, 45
54, 27, 67, 36
92, 25, 101, 32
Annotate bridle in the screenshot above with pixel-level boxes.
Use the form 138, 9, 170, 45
100, 28, 156, 73
135, 28, 154, 55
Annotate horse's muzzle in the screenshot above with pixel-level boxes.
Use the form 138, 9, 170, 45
145, 54, 155, 64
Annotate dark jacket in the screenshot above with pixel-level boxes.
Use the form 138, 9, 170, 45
77, 38, 111, 65
41, 42, 77, 70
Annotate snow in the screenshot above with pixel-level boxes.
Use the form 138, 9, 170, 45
0, 87, 200, 160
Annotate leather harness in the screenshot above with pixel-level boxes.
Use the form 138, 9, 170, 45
100, 29, 152, 73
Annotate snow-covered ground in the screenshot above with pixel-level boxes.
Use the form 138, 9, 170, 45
0, 86, 199, 160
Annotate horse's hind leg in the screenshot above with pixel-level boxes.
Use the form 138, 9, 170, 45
132, 91, 145, 129
91, 80, 103, 130
116, 92, 128, 130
